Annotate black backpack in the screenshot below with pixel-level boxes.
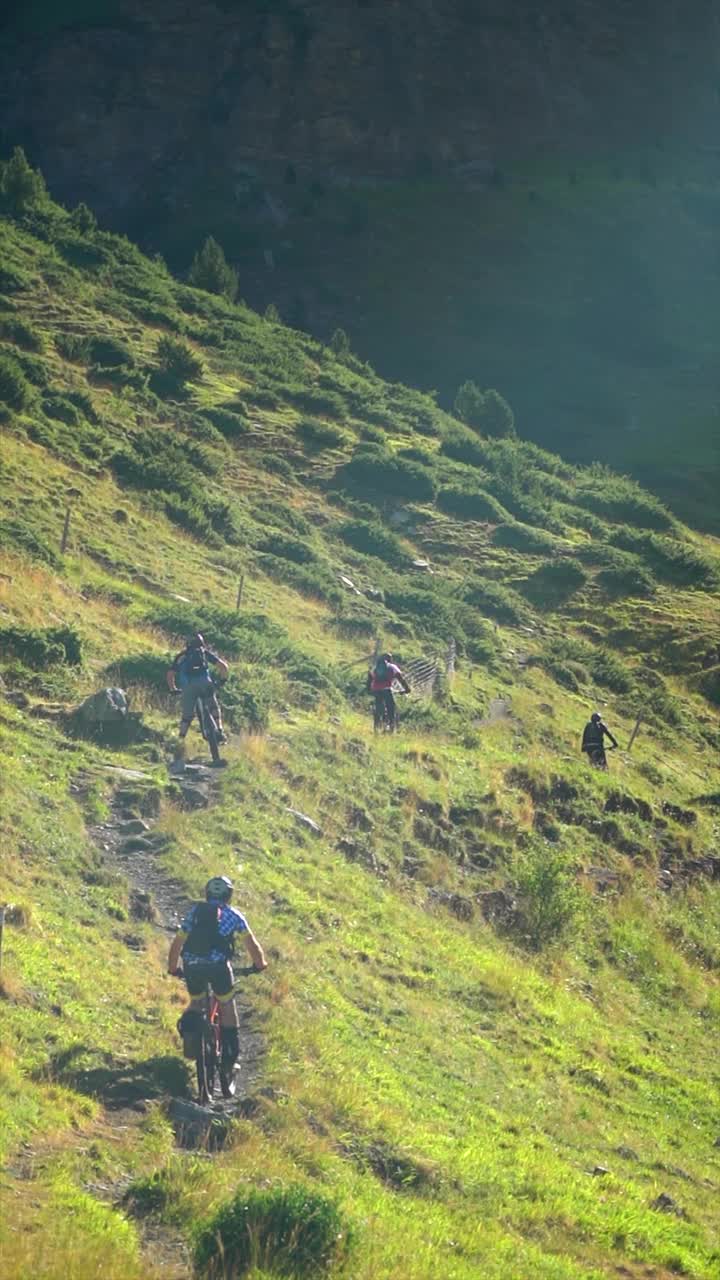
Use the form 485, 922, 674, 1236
182, 902, 231, 958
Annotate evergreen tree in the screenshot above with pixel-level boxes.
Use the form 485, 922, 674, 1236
188, 236, 238, 302
453, 379, 485, 427
0, 146, 47, 216
264, 302, 282, 323
329, 327, 351, 358
454, 380, 515, 438
70, 202, 97, 236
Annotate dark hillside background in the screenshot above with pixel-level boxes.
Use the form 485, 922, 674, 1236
2, 0, 720, 526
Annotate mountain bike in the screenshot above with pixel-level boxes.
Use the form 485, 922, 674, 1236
195, 685, 223, 766
177, 965, 258, 1105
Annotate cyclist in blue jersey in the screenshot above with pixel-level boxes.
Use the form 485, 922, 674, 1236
167, 631, 229, 750
167, 875, 267, 1069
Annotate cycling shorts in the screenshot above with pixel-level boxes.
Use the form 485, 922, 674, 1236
180, 676, 218, 722
184, 959, 234, 1001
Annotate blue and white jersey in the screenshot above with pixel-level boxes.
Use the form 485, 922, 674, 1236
180, 901, 248, 964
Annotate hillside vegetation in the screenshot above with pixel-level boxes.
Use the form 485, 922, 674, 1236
1, 161, 720, 1280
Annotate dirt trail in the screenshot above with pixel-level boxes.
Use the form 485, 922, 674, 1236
76, 754, 265, 1278
86, 757, 264, 1113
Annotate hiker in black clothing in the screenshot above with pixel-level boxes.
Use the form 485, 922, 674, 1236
581, 711, 618, 769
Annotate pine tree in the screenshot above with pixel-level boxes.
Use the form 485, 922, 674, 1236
329, 327, 351, 358
0, 147, 47, 216
453, 379, 485, 428
264, 303, 282, 323
188, 236, 238, 302
454, 380, 515, 438
70, 202, 97, 235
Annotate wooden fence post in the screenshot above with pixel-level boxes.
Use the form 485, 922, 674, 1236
60, 507, 72, 555
235, 574, 245, 613
627, 716, 642, 751
446, 637, 456, 681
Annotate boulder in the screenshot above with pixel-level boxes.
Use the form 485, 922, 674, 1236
76, 687, 130, 725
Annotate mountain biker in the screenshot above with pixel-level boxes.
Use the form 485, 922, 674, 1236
581, 711, 618, 769
367, 652, 411, 731
167, 875, 267, 1071
166, 632, 229, 749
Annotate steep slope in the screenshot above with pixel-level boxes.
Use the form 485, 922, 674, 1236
1, 178, 720, 1280
2, 2, 720, 526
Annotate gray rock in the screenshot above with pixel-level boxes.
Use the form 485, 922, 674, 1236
121, 836, 155, 854
338, 837, 379, 873
650, 1192, 687, 1218
615, 1145, 639, 1161
3, 690, 30, 709
129, 889, 156, 922
77, 688, 129, 725
590, 1165, 610, 1177
286, 807, 322, 836
119, 819, 150, 835
169, 1098, 233, 1150
178, 784, 210, 810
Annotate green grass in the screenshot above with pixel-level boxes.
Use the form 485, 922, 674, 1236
0, 182, 719, 1280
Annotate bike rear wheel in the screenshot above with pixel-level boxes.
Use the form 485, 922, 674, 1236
197, 697, 222, 764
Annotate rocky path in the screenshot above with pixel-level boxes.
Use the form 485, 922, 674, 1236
78, 755, 266, 1276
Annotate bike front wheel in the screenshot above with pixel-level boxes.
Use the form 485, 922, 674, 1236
196, 1027, 218, 1104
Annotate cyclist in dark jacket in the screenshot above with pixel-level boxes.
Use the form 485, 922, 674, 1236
166, 632, 229, 747
581, 711, 618, 769
167, 875, 266, 1069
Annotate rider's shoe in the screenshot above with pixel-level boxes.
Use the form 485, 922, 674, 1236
217, 730, 228, 745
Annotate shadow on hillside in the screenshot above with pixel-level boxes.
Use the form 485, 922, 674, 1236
688, 792, 720, 809
45, 1044, 190, 1107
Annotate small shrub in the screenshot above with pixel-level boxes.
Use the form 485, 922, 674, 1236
513, 841, 582, 949
698, 666, 720, 708
338, 518, 404, 564
597, 561, 655, 598
577, 475, 673, 530
193, 1183, 355, 1279
284, 386, 347, 418
54, 332, 92, 363
154, 334, 204, 391
203, 406, 249, 439
0, 624, 82, 669
188, 235, 238, 302
0, 352, 34, 413
0, 517, 60, 567
258, 554, 343, 605
107, 652, 169, 689
264, 302, 282, 323
88, 334, 134, 368
463, 579, 531, 626
609, 527, 718, 590
257, 452, 294, 479
42, 393, 82, 426
493, 522, 561, 554
340, 444, 437, 502
521, 557, 588, 605
296, 417, 348, 449
0, 265, 30, 295
0, 316, 44, 351
440, 425, 487, 468
257, 532, 317, 564
437, 485, 511, 523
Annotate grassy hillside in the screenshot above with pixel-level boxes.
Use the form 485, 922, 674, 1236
1, 169, 720, 1280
